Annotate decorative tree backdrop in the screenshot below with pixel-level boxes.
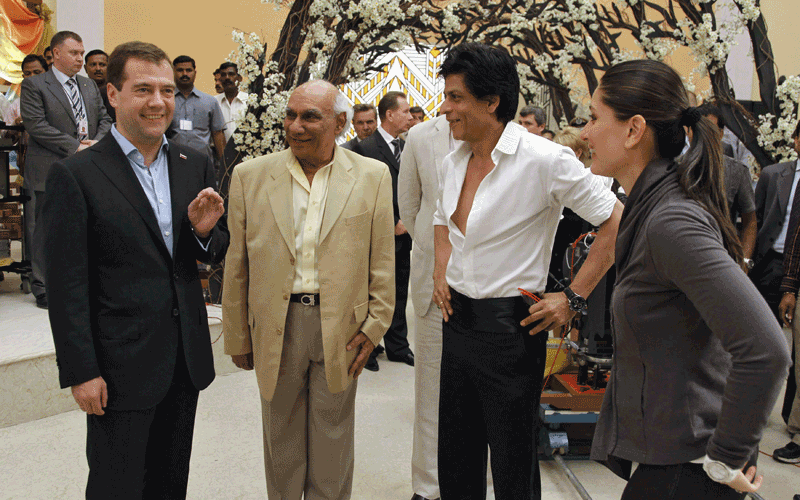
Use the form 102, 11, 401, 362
229, 0, 796, 171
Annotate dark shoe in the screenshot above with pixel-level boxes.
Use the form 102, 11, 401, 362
364, 356, 379, 372
411, 495, 439, 500
387, 352, 415, 366
374, 344, 385, 355
773, 441, 800, 463
794, 495, 800, 500
35, 294, 48, 309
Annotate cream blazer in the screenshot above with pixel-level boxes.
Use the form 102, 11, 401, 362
398, 115, 452, 317
223, 147, 395, 401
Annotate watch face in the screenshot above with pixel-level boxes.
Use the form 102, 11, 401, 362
707, 462, 729, 482
570, 297, 587, 312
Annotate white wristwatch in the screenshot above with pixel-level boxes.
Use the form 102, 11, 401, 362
702, 455, 738, 484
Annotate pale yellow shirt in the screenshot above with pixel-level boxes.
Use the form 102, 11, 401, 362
289, 157, 332, 293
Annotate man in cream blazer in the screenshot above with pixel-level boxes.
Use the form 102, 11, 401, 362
223, 80, 395, 499
398, 114, 459, 500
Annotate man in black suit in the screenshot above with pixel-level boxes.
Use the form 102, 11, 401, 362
354, 91, 413, 371
753, 123, 800, 424
341, 103, 378, 150
40, 41, 229, 499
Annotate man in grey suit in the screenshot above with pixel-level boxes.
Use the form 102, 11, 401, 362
398, 114, 460, 500
753, 152, 799, 320
753, 128, 800, 426
21, 30, 112, 308
341, 103, 377, 151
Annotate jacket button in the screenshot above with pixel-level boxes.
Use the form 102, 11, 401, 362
275, 327, 281, 336
172, 308, 179, 317
289, 258, 295, 265
283, 293, 289, 300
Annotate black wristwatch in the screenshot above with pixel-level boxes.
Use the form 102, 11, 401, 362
563, 286, 587, 314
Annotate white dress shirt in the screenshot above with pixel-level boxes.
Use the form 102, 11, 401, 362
377, 125, 400, 154
773, 159, 800, 253
52, 66, 88, 133
289, 156, 332, 293
433, 122, 617, 298
215, 91, 248, 142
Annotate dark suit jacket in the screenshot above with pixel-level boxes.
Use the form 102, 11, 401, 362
40, 133, 229, 411
98, 83, 116, 122
340, 137, 360, 151
21, 68, 112, 191
754, 161, 796, 263
353, 131, 403, 224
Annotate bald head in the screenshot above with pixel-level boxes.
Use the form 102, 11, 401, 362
295, 80, 338, 109
285, 80, 349, 168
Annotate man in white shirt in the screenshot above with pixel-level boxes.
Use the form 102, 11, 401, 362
214, 62, 248, 143
432, 43, 623, 499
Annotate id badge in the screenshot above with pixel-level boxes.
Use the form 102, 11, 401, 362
78, 117, 89, 137
180, 119, 193, 131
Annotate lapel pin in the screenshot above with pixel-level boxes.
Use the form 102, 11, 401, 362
179, 153, 187, 160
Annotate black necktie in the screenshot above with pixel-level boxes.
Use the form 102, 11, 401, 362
391, 138, 403, 164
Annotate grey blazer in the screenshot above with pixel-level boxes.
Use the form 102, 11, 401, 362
340, 137, 360, 151
20, 68, 112, 191
753, 161, 796, 262
592, 159, 790, 477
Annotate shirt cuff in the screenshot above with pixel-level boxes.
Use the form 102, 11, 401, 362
779, 276, 799, 295
194, 233, 212, 251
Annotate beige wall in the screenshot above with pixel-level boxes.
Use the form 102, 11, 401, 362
755, 1, 800, 97
104, 0, 288, 95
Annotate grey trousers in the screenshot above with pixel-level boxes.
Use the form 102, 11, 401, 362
26, 188, 45, 297
261, 302, 357, 500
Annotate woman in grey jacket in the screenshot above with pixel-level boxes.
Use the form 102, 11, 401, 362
581, 59, 791, 499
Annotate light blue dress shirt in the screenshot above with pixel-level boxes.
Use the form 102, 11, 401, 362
111, 125, 175, 256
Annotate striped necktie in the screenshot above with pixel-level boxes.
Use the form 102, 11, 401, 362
66, 78, 88, 140
391, 138, 403, 164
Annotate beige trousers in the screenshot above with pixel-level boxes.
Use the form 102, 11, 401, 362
412, 304, 443, 499
261, 302, 357, 500
789, 300, 800, 444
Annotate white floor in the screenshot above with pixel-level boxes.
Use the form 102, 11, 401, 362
1, 241, 799, 499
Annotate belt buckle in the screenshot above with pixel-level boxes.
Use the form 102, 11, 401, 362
300, 294, 315, 306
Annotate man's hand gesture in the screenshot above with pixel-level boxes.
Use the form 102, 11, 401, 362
188, 187, 225, 238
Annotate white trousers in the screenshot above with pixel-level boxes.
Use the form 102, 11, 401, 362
412, 304, 443, 499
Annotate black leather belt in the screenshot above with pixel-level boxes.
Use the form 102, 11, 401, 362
290, 293, 320, 306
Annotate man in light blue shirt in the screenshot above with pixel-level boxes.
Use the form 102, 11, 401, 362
168, 55, 226, 164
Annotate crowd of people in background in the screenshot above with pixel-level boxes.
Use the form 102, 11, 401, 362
1, 30, 799, 500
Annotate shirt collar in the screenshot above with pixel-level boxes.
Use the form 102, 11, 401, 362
51, 66, 74, 85
178, 86, 199, 99
796, 159, 800, 171
110, 124, 169, 163
450, 121, 523, 167
287, 153, 335, 191
230, 91, 248, 104
378, 125, 397, 146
